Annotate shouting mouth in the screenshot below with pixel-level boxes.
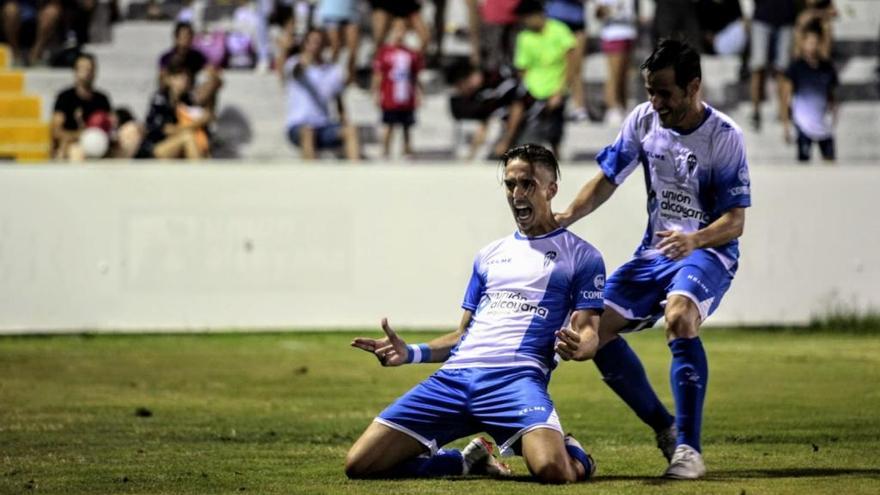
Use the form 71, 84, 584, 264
514, 204, 533, 222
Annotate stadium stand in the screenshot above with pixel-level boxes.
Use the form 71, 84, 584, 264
6, 0, 880, 163
0, 44, 50, 161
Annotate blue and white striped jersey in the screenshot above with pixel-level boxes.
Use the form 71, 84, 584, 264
597, 102, 752, 272
442, 228, 605, 374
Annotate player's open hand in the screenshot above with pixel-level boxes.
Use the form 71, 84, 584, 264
657, 230, 698, 261
351, 318, 408, 367
555, 328, 592, 361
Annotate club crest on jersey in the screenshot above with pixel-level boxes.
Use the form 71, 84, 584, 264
594, 274, 605, 290
543, 251, 557, 268
672, 150, 698, 181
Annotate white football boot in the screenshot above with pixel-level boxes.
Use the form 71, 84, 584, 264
461, 437, 512, 477
663, 444, 706, 479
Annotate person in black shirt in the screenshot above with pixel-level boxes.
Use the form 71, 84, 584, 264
139, 63, 213, 159
51, 52, 111, 159
781, 22, 838, 162
158, 22, 223, 111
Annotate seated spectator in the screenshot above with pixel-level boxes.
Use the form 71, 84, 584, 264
51, 52, 111, 159
316, 0, 360, 83
781, 21, 837, 163
372, 19, 423, 158
545, 0, 589, 121
283, 29, 360, 160
494, 0, 576, 158
596, 0, 637, 125
138, 64, 213, 160
446, 60, 519, 159
1, 0, 61, 65
696, 0, 746, 56
159, 21, 223, 111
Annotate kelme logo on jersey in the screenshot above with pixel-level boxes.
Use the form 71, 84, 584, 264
543, 251, 557, 268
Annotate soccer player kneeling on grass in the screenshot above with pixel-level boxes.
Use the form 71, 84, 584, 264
345, 144, 606, 484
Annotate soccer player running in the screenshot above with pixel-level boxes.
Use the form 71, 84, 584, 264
345, 144, 606, 484
556, 39, 751, 479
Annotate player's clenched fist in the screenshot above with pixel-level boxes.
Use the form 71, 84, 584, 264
351, 318, 409, 367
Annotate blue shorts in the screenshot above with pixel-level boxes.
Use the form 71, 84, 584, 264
604, 249, 734, 331
287, 123, 343, 149
377, 366, 562, 457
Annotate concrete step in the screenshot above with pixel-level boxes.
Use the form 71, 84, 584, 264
0, 44, 9, 69
0, 71, 25, 93
0, 94, 41, 119
0, 142, 50, 161
0, 119, 51, 144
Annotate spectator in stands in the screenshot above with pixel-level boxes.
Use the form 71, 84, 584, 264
793, 0, 837, 61
696, 0, 747, 57
283, 29, 360, 160
138, 63, 213, 159
159, 21, 223, 111
446, 60, 519, 159
368, 0, 429, 53
465, 0, 520, 71
1, 0, 61, 65
749, 0, 797, 131
51, 52, 111, 159
372, 19, 423, 158
781, 21, 837, 163
427, 0, 446, 66
596, 0, 637, 125
316, 0, 360, 83
652, 0, 701, 48
495, 0, 576, 157
546, 0, 589, 121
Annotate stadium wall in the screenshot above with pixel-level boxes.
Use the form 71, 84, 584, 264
0, 163, 876, 333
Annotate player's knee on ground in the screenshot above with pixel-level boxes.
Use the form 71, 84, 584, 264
531, 459, 576, 484
343, 448, 375, 479
664, 298, 700, 339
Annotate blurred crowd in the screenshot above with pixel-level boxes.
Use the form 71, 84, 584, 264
4, 0, 866, 163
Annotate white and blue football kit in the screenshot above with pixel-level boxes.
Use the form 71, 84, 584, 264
597, 102, 752, 327
377, 228, 605, 456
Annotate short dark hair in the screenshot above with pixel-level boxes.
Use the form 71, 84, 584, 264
174, 21, 194, 38
803, 18, 824, 37
74, 52, 95, 66
500, 144, 560, 181
444, 59, 477, 86
641, 39, 701, 90
514, 0, 544, 16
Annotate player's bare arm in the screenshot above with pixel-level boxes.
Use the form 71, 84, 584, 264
657, 207, 746, 261
555, 309, 601, 361
556, 170, 618, 228
351, 311, 471, 366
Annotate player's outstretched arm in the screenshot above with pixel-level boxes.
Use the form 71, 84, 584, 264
350, 311, 472, 366
657, 207, 746, 261
555, 309, 601, 361
555, 171, 618, 228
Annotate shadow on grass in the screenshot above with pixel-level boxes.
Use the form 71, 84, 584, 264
379, 468, 880, 485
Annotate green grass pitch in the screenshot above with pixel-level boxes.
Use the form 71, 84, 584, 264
1, 329, 879, 494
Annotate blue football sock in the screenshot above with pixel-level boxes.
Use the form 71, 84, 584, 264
669, 337, 709, 453
388, 448, 465, 478
594, 337, 674, 432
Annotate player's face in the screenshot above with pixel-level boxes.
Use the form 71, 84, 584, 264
503, 158, 558, 235
644, 67, 696, 128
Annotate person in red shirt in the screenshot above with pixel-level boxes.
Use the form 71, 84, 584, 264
372, 19, 424, 158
